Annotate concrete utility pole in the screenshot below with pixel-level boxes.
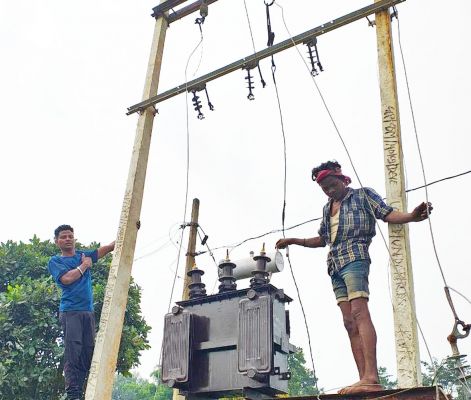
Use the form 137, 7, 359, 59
182, 198, 200, 301
375, 2, 421, 387
172, 198, 200, 400
85, 3, 168, 399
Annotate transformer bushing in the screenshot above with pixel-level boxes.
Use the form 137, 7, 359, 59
250, 245, 271, 289
187, 264, 207, 299
218, 255, 237, 293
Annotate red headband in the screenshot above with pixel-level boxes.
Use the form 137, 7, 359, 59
315, 169, 352, 185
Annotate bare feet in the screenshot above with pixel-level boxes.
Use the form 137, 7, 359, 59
338, 380, 383, 394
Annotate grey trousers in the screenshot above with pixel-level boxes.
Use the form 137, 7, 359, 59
59, 311, 96, 400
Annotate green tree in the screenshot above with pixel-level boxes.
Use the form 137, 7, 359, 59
0, 237, 151, 400
422, 358, 471, 400
112, 368, 172, 400
288, 347, 321, 395
378, 366, 397, 389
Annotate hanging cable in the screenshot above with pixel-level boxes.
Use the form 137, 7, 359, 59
274, 2, 438, 373
165, 18, 208, 312
395, 10, 470, 356
242, 0, 266, 97
193, 167, 470, 257
265, 4, 319, 388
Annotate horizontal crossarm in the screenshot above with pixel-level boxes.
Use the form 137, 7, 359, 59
128, 0, 405, 115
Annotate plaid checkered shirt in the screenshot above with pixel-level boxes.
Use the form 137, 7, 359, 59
318, 187, 393, 274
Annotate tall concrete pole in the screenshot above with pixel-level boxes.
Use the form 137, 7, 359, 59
172, 198, 200, 400
182, 198, 200, 301
375, 3, 421, 387
85, 5, 168, 400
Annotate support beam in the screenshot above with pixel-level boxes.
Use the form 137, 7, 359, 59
85, 5, 169, 400
375, 2, 421, 387
152, 0, 220, 23
127, 0, 405, 115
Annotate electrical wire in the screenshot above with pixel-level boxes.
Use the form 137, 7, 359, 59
274, 0, 437, 374
242, 0, 257, 53
395, 12, 448, 287
395, 14, 471, 387
166, 26, 205, 314
196, 226, 220, 294
195, 166, 470, 257
269, 24, 320, 392
448, 287, 471, 307
133, 239, 173, 262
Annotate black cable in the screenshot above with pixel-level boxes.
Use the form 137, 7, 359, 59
270, 39, 319, 392
197, 226, 218, 268
194, 166, 471, 258
165, 23, 205, 313
405, 170, 471, 193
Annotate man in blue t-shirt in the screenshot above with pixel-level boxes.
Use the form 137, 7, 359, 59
48, 224, 115, 400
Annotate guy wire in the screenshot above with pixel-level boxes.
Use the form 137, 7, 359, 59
269, 22, 320, 390
275, 1, 437, 372
167, 25, 205, 313
396, 18, 470, 394
395, 12, 448, 287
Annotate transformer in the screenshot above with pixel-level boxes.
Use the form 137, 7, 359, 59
161, 247, 295, 399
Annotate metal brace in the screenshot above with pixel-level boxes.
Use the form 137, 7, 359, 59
137, 105, 158, 116
448, 319, 471, 357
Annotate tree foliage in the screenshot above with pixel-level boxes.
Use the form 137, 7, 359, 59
112, 369, 172, 400
288, 347, 320, 395
422, 358, 471, 400
378, 366, 397, 389
0, 237, 151, 399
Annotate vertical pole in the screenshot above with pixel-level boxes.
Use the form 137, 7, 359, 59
85, 6, 168, 400
374, 3, 421, 387
183, 198, 200, 301
172, 198, 200, 400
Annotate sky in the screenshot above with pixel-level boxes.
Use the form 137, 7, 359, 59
1, 0, 471, 394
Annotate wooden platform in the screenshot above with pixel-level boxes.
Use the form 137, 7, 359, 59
285, 386, 450, 400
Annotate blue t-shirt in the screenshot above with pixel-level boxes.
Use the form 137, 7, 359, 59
48, 249, 98, 312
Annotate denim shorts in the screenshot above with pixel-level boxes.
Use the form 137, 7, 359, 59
330, 259, 370, 304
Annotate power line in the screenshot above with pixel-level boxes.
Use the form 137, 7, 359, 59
193, 167, 470, 256
275, 1, 437, 373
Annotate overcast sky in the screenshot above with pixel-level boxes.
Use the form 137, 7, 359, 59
1, 0, 470, 393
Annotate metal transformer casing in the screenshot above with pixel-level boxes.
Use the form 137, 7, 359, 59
161, 284, 294, 398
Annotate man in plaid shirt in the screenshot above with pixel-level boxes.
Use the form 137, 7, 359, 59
276, 160, 432, 394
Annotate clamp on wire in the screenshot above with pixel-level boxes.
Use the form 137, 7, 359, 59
448, 320, 471, 357
445, 286, 470, 359
195, 0, 208, 29
265, 0, 275, 47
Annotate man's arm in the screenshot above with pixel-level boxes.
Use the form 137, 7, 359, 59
276, 236, 326, 249
60, 254, 92, 285
97, 241, 115, 259
384, 202, 433, 224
